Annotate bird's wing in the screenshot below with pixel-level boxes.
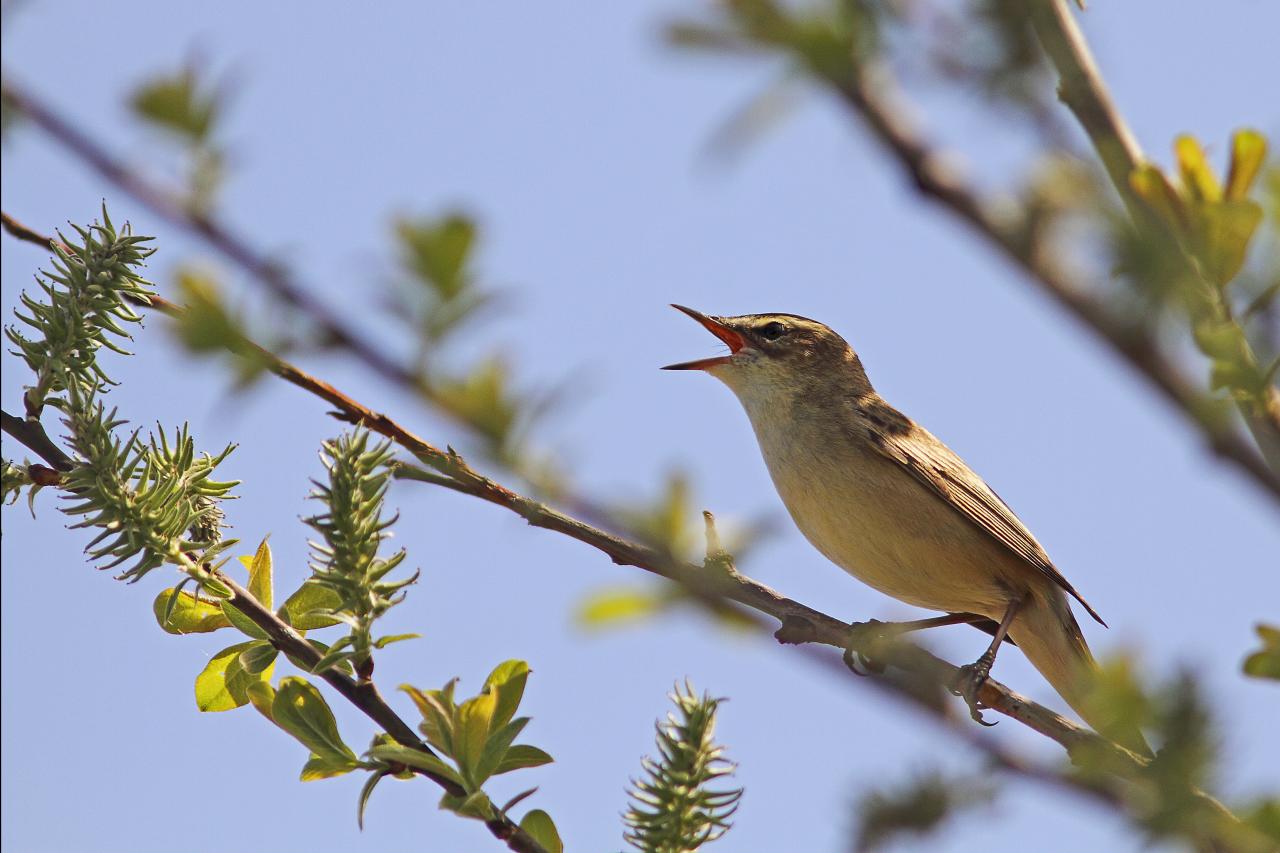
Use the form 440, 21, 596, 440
854, 398, 1106, 626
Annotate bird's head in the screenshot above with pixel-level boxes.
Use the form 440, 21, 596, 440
662, 305, 871, 401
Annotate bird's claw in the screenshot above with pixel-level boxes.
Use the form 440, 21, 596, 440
950, 654, 998, 726
842, 619, 888, 676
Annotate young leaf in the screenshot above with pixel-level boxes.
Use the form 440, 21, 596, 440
278, 580, 344, 629
401, 683, 457, 755
271, 677, 359, 766
454, 692, 498, 785
484, 659, 530, 731
246, 681, 276, 720
1243, 624, 1280, 681
238, 641, 279, 674
366, 744, 466, 788
1225, 129, 1268, 201
357, 771, 388, 830
474, 716, 530, 785
519, 810, 564, 853
153, 587, 232, 634
1175, 135, 1222, 203
195, 641, 272, 712
219, 598, 270, 640
301, 753, 360, 782
495, 745, 554, 776
373, 633, 421, 649
241, 538, 274, 610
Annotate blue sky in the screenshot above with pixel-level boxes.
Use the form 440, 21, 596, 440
2, 2, 1277, 852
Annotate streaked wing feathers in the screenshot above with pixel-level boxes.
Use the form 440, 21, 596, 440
857, 401, 1106, 627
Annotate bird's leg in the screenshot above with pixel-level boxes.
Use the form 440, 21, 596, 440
950, 598, 1024, 726
843, 613, 990, 675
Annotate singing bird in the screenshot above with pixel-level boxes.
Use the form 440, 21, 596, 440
664, 305, 1149, 754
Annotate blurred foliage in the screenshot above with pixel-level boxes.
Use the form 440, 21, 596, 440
624, 683, 742, 853
1242, 624, 1280, 681
131, 64, 226, 211
170, 267, 274, 385
1076, 656, 1279, 851
852, 770, 992, 853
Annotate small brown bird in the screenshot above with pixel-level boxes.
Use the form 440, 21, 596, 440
664, 305, 1148, 754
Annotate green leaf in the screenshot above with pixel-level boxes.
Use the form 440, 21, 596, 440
401, 681, 458, 756
454, 692, 497, 784
220, 598, 270, 640
519, 809, 563, 853
131, 67, 218, 142
279, 580, 343, 630
301, 752, 359, 782
1194, 199, 1264, 286
1243, 624, 1280, 681
484, 659, 530, 732
366, 744, 466, 788
241, 538, 273, 610
357, 771, 388, 830
1175, 135, 1222, 203
272, 677, 359, 766
373, 633, 421, 649
474, 717, 530, 785
238, 641, 279, 674
1225, 129, 1268, 201
153, 587, 232, 634
195, 641, 273, 712
246, 681, 276, 720
495, 745, 555, 776
396, 214, 476, 300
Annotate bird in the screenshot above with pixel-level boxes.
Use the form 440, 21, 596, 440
663, 304, 1150, 755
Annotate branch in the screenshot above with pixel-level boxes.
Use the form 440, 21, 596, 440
1026, 0, 1280, 474
816, 64, 1280, 505
1, 408, 73, 470
217, 576, 549, 853
1, 364, 1247, 846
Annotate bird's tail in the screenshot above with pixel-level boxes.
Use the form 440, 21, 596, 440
1009, 593, 1152, 758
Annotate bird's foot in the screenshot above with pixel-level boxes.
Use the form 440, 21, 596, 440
842, 619, 889, 676
950, 650, 998, 726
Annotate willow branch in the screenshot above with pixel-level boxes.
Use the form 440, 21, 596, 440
1026, 0, 1280, 474
217, 576, 548, 853
809, 61, 1280, 506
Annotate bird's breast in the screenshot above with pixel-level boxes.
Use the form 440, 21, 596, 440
744, 405, 1009, 616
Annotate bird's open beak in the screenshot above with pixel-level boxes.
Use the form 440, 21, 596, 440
661, 304, 746, 371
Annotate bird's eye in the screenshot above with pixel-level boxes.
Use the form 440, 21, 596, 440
760, 321, 787, 341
